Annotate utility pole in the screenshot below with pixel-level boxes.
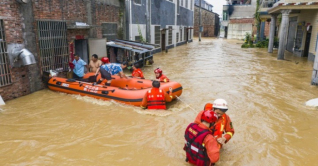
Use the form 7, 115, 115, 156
199, 0, 202, 42
146, 0, 151, 43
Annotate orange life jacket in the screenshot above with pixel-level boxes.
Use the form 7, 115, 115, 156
212, 114, 227, 138
147, 88, 166, 109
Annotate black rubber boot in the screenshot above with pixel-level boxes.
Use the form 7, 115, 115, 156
96, 79, 102, 84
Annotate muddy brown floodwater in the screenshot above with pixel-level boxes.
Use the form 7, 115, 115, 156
1, 38, 318, 166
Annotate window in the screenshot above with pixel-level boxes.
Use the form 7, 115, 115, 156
0, 20, 12, 86
102, 23, 118, 41
177, 0, 180, 14
223, 11, 228, 20
184, 27, 187, 41
180, 29, 183, 41
186, 0, 188, 8
168, 26, 172, 45
37, 21, 68, 72
176, 32, 179, 43
155, 26, 160, 45
181, 0, 183, 6
135, 36, 141, 42
134, 0, 141, 4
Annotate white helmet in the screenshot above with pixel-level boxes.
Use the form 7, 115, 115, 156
213, 99, 228, 110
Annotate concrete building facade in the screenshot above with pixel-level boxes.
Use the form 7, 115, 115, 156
222, 0, 257, 39
126, 0, 194, 51
0, 0, 123, 101
264, 0, 318, 85
193, 0, 220, 37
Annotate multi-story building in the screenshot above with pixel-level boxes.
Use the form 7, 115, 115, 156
194, 0, 220, 37
0, 0, 124, 101
222, 0, 257, 39
126, 0, 194, 51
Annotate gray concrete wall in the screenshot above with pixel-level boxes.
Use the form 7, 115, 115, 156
151, 0, 175, 27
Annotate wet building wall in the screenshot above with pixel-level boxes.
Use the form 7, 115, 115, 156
0, 0, 123, 101
193, 6, 219, 37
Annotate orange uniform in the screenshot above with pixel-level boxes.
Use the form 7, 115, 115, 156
140, 87, 173, 109
184, 122, 220, 165
158, 74, 169, 82
132, 68, 144, 79
195, 111, 234, 143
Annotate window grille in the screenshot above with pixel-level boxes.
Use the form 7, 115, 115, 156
184, 27, 187, 41
0, 20, 12, 87
135, 36, 141, 42
168, 26, 172, 45
180, 29, 183, 41
102, 23, 118, 41
176, 32, 179, 43
155, 26, 161, 45
38, 21, 68, 72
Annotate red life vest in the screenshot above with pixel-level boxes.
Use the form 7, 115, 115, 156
184, 123, 211, 166
147, 88, 166, 109
211, 114, 227, 139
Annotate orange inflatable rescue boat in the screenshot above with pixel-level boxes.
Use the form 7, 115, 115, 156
47, 73, 182, 107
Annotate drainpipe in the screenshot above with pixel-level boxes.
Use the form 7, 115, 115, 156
146, 0, 151, 43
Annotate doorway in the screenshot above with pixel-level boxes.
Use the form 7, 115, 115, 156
75, 39, 89, 72
304, 26, 312, 57
161, 30, 166, 50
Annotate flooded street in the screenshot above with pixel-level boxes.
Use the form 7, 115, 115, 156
1, 38, 318, 165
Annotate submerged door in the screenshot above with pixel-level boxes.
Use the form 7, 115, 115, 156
75, 39, 89, 63
304, 27, 312, 57
161, 31, 166, 50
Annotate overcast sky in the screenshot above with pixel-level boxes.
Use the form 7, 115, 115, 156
205, 0, 227, 17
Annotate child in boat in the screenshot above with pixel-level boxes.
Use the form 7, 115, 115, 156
132, 63, 145, 79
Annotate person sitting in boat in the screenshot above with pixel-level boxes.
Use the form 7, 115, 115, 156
132, 63, 144, 79
72, 54, 89, 80
194, 99, 235, 148
89, 54, 102, 72
184, 110, 220, 165
154, 68, 169, 82
95, 59, 129, 86
140, 81, 173, 109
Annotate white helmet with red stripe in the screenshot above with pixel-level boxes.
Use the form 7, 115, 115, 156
213, 99, 228, 110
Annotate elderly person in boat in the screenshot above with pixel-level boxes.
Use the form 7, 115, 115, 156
72, 54, 89, 80
140, 81, 173, 110
95, 58, 128, 86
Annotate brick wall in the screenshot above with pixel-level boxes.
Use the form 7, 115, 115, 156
194, 6, 217, 37
0, 1, 32, 101
0, 0, 122, 101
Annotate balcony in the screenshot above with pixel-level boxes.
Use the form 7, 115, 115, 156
260, 0, 281, 8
